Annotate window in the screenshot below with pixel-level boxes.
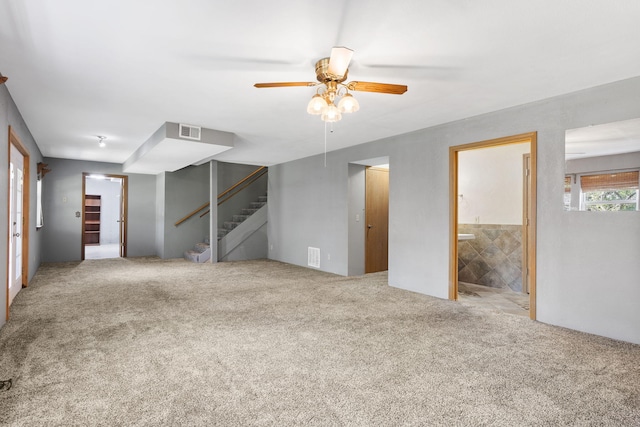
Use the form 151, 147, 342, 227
579, 170, 639, 211
564, 175, 572, 211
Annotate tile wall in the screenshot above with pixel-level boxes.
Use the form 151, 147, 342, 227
458, 224, 523, 292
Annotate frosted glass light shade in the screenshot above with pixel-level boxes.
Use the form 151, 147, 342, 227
307, 95, 327, 115
338, 93, 360, 113
321, 103, 342, 122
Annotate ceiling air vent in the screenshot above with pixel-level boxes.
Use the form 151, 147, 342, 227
179, 124, 201, 141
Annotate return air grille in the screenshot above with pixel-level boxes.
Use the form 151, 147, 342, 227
308, 247, 320, 268
179, 124, 201, 141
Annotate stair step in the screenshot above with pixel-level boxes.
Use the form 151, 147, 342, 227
257, 195, 268, 203
184, 246, 211, 263
194, 242, 210, 253
218, 228, 229, 238
224, 221, 241, 231
232, 214, 251, 223
241, 208, 260, 215
249, 201, 266, 209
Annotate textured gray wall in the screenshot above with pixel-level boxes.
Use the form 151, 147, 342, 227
347, 164, 365, 276
0, 84, 44, 327
268, 76, 640, 344
159, 164, 210, 259
41, 158, 156, 261
155, 172, 166, 257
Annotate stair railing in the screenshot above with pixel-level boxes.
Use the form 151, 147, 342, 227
174, 166, 267, 226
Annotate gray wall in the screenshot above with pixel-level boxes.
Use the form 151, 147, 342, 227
0, 84, 44, 327
41, 158, 156, 261
157, 164, 210, 259
347, 164, 365, 276
268, 76, 640, 344
565, 151, 640, 174
155, 172, 166, 257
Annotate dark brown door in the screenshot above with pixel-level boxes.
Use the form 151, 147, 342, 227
365, 167, 389, 273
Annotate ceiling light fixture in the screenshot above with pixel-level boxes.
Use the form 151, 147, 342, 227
307, 81, 360, 123
255, 46, 407, 124
97, 135, 107, 148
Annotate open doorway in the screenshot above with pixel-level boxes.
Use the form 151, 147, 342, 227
365, 166, 389, 273
348, 157, 390, 276
449, 133, 537, 319
82, 173, 128, 260
6, 126, 30, 320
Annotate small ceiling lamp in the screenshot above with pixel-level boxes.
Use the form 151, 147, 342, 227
306, 94, 327, 115
338, 93, 360, 114
97, 135, 107, 148
321, 103, 342, 123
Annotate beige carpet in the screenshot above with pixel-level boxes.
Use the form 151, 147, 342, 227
0, 258, 638, 426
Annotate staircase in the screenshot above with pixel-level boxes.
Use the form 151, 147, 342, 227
184, 237, 211, 263
184, 194, 267, 263
218, 195, 267, 241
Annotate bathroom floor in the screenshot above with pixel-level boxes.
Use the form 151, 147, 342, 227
458, 281, 530, 317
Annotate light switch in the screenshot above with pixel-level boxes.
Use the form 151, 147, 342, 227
355, 214, 360, 222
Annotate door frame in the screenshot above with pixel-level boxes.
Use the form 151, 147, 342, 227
449, 132, 537, 320
522, 153, 531, 295
81, 173, 128, 260
6, 126, 30, 320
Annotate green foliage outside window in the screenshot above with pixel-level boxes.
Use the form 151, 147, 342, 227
583, 189, 638, 211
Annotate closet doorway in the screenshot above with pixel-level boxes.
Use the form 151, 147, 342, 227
449, 132, 537, 319
365, 166, 389, 273
81, 173, 128, 260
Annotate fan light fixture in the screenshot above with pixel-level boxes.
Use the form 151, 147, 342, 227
97, 135, 107, 148
254, 46, 408, 124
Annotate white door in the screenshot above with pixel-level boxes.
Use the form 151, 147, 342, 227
9, 143, 24, 305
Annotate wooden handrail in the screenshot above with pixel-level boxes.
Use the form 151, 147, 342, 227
174, 166, 267, 226
218, 168, 267, 206
218, 166, 266, 200
175, 202, 210, 227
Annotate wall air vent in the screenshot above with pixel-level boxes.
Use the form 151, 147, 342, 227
179, 123, 201, 141
308, 247, 321, 269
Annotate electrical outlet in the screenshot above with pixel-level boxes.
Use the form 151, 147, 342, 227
327, 253, 330, 261
270, 244, 273, 251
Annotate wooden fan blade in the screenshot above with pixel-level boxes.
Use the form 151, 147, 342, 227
347, 81, 407, 95
254, 82, 316, 88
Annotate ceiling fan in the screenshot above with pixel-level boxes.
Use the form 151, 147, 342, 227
254, 47, 408, 123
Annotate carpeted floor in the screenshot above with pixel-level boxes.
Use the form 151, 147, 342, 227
0, 258, 638, 426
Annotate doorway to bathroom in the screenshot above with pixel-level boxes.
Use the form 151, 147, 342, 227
449, 132, 537, 319
81, 173, 128, 260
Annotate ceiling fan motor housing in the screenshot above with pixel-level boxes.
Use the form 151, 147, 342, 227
315, 58, 348, 83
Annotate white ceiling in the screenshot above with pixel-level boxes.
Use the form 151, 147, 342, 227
2, 0, 640, 169
565, 117, 640, 160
